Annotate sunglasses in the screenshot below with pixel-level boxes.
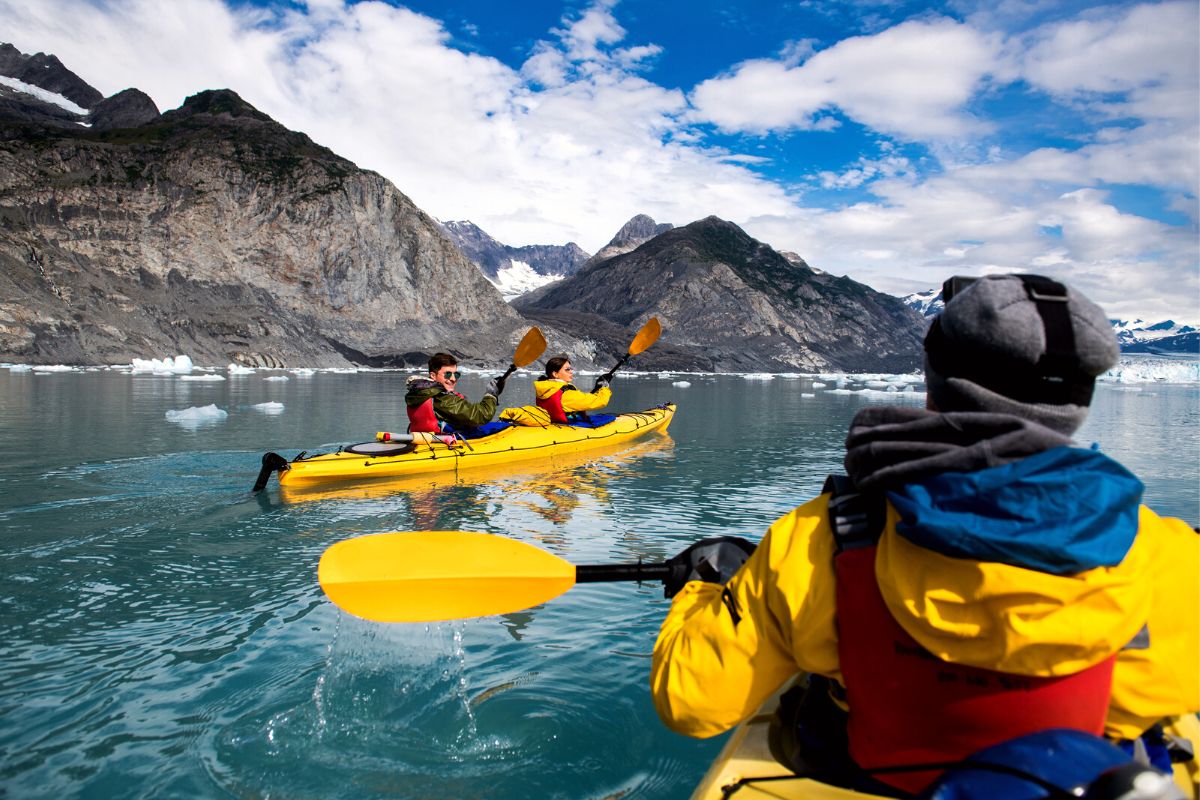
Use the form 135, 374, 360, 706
437, 371, 460, 380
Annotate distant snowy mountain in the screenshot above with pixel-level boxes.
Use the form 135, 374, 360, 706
902, 288, 1196, 354
1110, 319, 1198, 354
902, 288, 943, 319
439, 220, 588, 300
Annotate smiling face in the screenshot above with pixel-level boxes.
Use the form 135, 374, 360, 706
551, 360, 574, 382
431, 364, 459, 392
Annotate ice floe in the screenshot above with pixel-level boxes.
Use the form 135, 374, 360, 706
228, 363, 255, 375
132, 355, 193, 374
165, 404, 227, 429
252, 401, 285, 414
1101, 357, 1198, 385
180, 374, 226, 382
672, 381, 691, 388
264, 376, 289, 382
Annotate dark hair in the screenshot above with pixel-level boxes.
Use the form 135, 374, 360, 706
542, 355, 570, 380
428, 352, 457, 374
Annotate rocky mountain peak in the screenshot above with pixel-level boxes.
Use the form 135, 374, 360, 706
516, 214, 924, 372
164, 89, 273, 123
582, 212, 673, 269
89, 88, 159, 131
610, 213, 673, 247
0, 42, 102, 108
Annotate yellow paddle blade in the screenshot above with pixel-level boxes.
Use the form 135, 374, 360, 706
512, 326, 548, 368
318, 531, 576, 622
628, 317, 661, 356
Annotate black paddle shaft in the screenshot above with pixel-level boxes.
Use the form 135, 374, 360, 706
576, 562, 670, 583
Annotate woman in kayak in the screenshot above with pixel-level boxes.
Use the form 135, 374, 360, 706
534, 355, 612, 424
651, 274, 1199, 796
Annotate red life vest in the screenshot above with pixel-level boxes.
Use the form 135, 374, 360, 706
536, 386, 569, 424
834, 542, 1116, 795
407, 397, 440, 432
407, 389, 466, 433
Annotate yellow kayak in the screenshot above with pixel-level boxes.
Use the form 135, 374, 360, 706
258, 403, 675, 490
692, 683, 1200, 799
691, 683, 889, 800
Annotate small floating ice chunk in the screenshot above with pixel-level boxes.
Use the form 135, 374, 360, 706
801, 393, 816, 398
264, 375, 289, 382
165, 404, 227, 429
33, 364, 75, 373
811, 382, 827, 388
132, 355, 193, 373
228, 363, 255, 375
291, 368, 315, 376
253, 401, 285, 414
742, 373, 775, 380
180, 374, 226, 382
672, 381, 691, 388
7, 364, 32, 372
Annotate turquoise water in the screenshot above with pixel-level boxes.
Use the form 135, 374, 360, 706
0, 367, 1196, 799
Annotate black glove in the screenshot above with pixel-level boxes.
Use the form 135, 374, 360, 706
593, 377, 610, 392
485, 376, 506, 397
663, 536, 756, 598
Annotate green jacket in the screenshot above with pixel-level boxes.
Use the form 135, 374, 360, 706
404, 376, 497, 430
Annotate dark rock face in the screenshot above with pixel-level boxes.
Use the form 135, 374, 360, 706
516, 216, 927, 372
0, 72, 528, 367
88, 88, 160, 131
441, 220, 589, 280
582, 213, 673, 269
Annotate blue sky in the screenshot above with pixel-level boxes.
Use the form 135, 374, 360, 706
3, 0, 1198, 321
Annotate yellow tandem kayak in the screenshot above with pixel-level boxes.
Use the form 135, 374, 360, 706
256, 403, 675, 491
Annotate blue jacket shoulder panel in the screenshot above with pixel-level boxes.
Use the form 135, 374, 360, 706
886, 446, 1144, 575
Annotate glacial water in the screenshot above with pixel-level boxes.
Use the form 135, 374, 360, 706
0, 364, 1196, 799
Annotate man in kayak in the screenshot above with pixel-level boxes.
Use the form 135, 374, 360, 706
651, 274, 1198, 795
405, 352, 504, 434
534, 355, 612, 424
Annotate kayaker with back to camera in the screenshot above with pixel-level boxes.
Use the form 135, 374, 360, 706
652, 273, 1199, 796
534, 354, 612, 424
405, 352, 505, 434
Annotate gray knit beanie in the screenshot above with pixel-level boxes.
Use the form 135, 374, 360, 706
924, 274, 1118, 435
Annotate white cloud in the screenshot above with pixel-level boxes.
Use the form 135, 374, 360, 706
690, 18, 1001, 140
1019, 1, 1199, 122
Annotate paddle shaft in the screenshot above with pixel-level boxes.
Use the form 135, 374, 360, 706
576, 562, 670, 583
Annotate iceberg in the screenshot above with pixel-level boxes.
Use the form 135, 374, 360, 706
252, 401, 285, 414
165, 404, 227, 429
132, 355, 193, 373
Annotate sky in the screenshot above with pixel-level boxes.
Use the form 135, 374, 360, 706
3, 0, 1198, 323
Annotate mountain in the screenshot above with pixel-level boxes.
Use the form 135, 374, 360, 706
440, 220, 589, 300
0, 44, 532, 367
903, 288, 943, 319
515, 216, 926, 372
903, 288, 1198, 355
581, 213, 674, 269
1110, 319, 1198, 354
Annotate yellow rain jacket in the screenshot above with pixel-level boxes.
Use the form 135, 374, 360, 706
533, 379, 612, 415
651, 495, 1199, 742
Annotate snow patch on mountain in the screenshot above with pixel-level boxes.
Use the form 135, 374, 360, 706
903, 288, 942, 319
489, 260, 562, 301
0, 75, 88, 115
